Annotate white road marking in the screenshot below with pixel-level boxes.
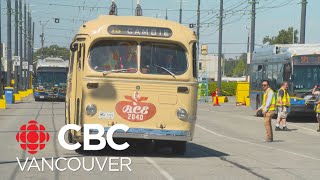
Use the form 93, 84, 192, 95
144, 157, 174, 180
198, 108, 319, 136
196, 124, 320, 161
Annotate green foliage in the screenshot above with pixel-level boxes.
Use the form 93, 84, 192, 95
33, 45, 69, 61
223, 53, 247, 77
208, 82, 237, 96
263, 27, 299, 45
232, 59, 246, 77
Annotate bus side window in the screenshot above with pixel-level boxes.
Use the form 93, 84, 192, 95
192, 43, 197, 78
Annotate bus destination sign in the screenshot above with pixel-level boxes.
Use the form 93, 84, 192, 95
293, 55, 320, 65
108, 25, 173, 38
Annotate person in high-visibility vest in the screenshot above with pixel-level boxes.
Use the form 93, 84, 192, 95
256, 80, 276, 142
312, 84, 320, 132
275, 81, 290, 131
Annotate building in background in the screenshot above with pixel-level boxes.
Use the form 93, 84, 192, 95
198, 54, 218, 81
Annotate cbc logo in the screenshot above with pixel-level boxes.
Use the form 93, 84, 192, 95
16, 120, 50, 154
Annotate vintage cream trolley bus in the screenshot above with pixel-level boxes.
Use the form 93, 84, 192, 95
66, 15, 198, 154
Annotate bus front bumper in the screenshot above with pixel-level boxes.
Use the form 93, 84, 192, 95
289, 104, 316, 115
74, 128, 192, 142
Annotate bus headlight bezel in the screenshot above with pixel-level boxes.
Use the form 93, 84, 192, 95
177, 108, 188, 120
86, 104, 97, 116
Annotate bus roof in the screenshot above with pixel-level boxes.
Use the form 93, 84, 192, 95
36, 57, 69, 69
76, 15, 197, 44
254, 44, 320, 57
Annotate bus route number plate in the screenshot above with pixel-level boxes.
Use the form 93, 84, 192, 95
99, 112, 114, 120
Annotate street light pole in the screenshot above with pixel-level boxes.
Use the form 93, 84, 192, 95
14, 0, 19, 93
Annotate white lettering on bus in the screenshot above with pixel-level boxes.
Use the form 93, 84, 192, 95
122, 105, 149, 114
127, 28, 133, 34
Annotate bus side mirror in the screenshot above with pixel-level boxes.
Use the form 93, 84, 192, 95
70, 42, 78, 52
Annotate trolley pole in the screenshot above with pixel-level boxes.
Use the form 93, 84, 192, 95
179, 0, 182, 24
217, 0, 223, 96
19, 0, 23, 91
6, 0, 12, 87
300, 0, 307, 44
14, 0, 19, 93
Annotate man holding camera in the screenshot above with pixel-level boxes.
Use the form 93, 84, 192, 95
312, 85, 320, 132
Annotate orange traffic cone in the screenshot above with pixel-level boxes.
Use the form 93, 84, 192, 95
214, 88, 220, 106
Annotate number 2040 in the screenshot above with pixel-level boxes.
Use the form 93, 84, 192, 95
128, 114, 144, 121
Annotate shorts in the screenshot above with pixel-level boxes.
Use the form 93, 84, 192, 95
277, 106, 288, 119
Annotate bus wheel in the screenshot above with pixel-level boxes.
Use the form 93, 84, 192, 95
172, 141, 187, 155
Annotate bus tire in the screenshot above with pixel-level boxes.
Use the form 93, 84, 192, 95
172, 141, 187, 155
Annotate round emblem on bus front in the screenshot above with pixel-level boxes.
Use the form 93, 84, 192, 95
115, 92, 156, 122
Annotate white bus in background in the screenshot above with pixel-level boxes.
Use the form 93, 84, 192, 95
34, 57, 69, 101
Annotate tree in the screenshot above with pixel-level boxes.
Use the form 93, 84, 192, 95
33, 45, 69, 61
263, 27, 298, 45
223, 53, 247, 77
232, 59, 246, 77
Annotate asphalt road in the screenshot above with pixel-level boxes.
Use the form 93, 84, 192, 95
0, 96, 319, 180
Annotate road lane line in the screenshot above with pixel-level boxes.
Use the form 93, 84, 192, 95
198, 108, 319, 135
196, 124, 320, 161
144, 157, 174, 180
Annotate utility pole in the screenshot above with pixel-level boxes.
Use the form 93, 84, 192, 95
179, 0, 182, 23
19, 0, 23, 91
0, 0, 3, 98
6, 0, 12, 87
300, 0, 307, 44
23, 0, 27, 90
14, 0, 19, 93
248, 0, 256, 82
28, 9, 32, 89
26, 7, 30, 89
217, 0, 223, 95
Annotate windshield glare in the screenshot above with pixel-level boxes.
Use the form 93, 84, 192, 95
293, 65, 320, 92
140, 42, 187, 75
89, 41, 188, 75
89, 41, 138, 72
36, 72, 67, 86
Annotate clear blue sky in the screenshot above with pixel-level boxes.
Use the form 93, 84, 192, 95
1, 0, 319, 58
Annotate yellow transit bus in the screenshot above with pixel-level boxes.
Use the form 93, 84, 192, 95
66, 15, 198, 154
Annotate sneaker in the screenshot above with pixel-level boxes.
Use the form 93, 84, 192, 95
282, 127, 290, 131
275, 127, 281, 131
263, 139, 273, 142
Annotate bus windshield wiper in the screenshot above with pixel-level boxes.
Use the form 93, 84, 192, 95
152, 64, 176, 79
102, 69, 128, 75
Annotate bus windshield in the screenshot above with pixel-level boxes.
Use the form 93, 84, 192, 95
293, 65, 320, 92
89, 41, 138, 72
140, 42, 187, 75
36, 72, 67, 87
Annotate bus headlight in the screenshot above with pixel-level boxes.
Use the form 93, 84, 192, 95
86, 104, 97, 116
177, 108, 188, 120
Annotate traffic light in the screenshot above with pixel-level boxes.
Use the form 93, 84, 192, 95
201, 44, 208, 55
